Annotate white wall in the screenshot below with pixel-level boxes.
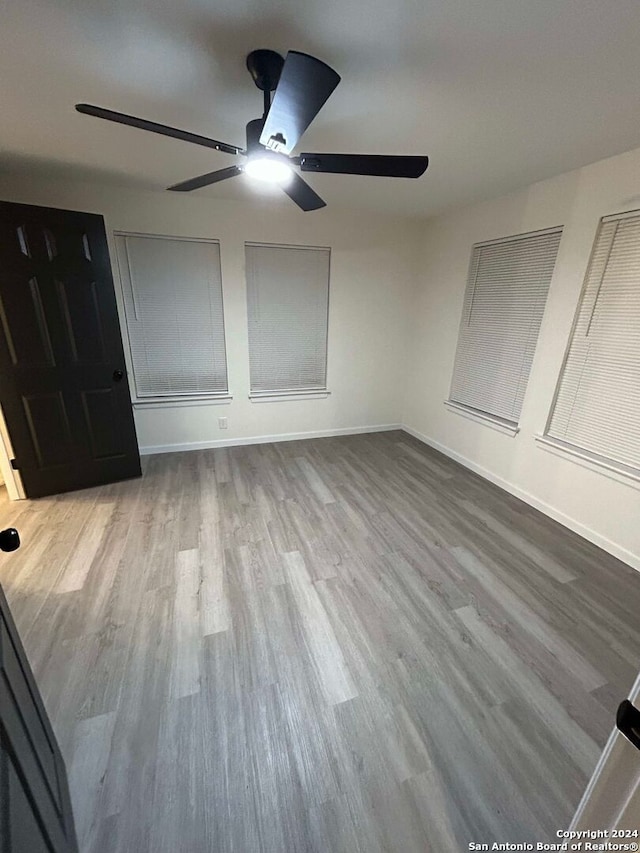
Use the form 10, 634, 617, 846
403, 145, 640, 570
0, 175, 419, 452
3, 146, 640, 572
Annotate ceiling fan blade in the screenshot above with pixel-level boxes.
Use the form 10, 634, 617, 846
298, 153, 429, 178
75, 104, 243, 155
282, 173, 326, 211
168, 165, 243, 192
259, 52, 340, 155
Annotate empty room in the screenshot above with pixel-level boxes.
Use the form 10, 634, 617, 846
1, 1, 640, 851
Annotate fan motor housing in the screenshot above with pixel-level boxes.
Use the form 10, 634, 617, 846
246, 50, 284, 92
245, 117, 266, 155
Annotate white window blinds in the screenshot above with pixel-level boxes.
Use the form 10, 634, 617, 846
449, 228, 562, 424
547, 212, 640, 473
115, 234, 228, 399
245, 243, 330, 393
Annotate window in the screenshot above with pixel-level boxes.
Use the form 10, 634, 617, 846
115, 234, 228, 402
245, 243, 330, 396
546, 211, 640, 476
448, 228, 562, 428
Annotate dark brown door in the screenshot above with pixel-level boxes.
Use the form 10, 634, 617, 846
0, 202, 141, 497
0, 581, 78, 852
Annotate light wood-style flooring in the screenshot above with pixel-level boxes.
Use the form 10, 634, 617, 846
1, 430, 639, 852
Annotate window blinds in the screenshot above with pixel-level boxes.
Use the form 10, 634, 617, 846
449, 229, 562, 424
115, 234, 228, 399
547, 212, 640, 472
245, 243, 330, 393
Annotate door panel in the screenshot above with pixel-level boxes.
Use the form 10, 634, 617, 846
8, 756, 57, 853
23, 392, 75, 468
0, 275, 56, 367
55, 278, 106, 364
0, 202, 141, 497
81, 388, 123, 459
1, 582, 78, 852
1, 615, 60, 806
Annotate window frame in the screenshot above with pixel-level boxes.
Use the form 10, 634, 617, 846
244, 241, 332, 402
113, 231, 231, 408
446, 226, 563, 432
540, 209, 640, 483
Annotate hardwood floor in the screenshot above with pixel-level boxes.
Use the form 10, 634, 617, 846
1, 430, 639, 852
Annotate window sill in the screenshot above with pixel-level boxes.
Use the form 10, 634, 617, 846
133, 394, 233, 410
444, 400, 520, 436
249, 390, 330, 403
535, 435, 640, 486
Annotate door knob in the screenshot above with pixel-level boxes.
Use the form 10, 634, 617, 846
112, 369, 124, 382
617, 699, 640, 751
0, 528, 20, 552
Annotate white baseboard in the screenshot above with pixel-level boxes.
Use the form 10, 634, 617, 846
139, 423, 402, 456
401, 424, 640, 573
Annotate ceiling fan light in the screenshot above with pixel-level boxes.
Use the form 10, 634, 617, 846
244, 155, 292, 184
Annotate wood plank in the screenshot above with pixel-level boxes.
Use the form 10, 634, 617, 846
283, 550, 357, 706
170, 549, 201, 699
0, 430, 637, 852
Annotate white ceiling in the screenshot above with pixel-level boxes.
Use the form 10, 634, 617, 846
2, 0, 640, 218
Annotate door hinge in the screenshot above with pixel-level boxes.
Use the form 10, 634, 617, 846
10, 458, 18, 470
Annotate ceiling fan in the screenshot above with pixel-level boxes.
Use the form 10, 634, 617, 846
76, 49, 429, 212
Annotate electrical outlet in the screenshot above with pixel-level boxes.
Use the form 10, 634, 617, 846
218, 417, 228, 430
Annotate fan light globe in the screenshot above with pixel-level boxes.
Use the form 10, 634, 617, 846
244, 155, 292, 184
